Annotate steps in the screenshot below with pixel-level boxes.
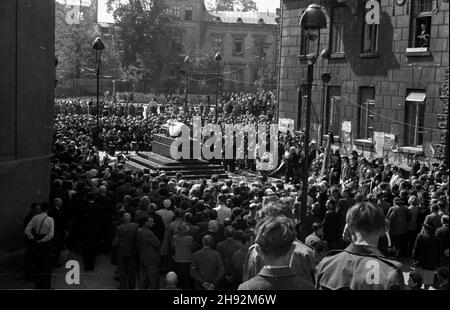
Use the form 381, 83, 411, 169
127, 152, 228, 179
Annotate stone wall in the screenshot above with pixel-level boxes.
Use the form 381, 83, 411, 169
0, 0, 55, 271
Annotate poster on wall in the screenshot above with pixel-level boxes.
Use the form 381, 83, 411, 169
278, 118, 295, 133
341, 121, 352, 156
384, 133, 397, 151
373, 132, 385, 157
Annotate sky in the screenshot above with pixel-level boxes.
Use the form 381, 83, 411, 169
96, 0, 280, 23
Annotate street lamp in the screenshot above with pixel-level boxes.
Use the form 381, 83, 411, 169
184, 55, 191, 111
92, 37, 105, 149
298, 4, 327, 237
319, 71, 331, 146
214, 52, 222, 124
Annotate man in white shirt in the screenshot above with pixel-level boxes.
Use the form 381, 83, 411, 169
214, 194, 232, 226
24, 202, 55, 289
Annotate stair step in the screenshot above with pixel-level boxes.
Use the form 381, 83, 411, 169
138, 152, 210, 166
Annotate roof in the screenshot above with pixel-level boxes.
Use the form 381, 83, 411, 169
211, 11, 278, 25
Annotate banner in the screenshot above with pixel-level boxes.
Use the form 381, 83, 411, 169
373, 132, 385, 157
278, 118, 295, 133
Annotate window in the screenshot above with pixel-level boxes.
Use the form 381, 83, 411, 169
231, 66, 245, 85
173, 6, 181, 19
404, 91, 426, 146
362, 23, 379, 53
330, 6, 346, 54
358, 87, 375, 140
214, 37, 223, 52
410, 0, 432, 48
327, 86, 341, 135
236, 17, 243, 23
233, 39, 244, 56
185, 6, 193, 21
171, 35, 182, 52
258, 18, 265, 24
418, 0, 433, 12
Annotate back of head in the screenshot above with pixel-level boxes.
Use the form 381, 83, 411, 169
165, 271, 178, 286
40, 202, 50, 213
123, 212, 132, 223
202, 234, 214, 247
255, 215, 296, 259
224, 225, 235, 238
260, 200, 292, 220
346, 202, 385, 236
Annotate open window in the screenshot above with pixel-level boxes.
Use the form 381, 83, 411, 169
185, 6, 193, 21
330, 6, 346, 55
233, 38, 244, 56
404, 91, 426, 147
358, 87, 375, 140
410, 0, 432, 49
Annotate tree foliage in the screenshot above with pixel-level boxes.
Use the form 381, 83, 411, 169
107, 0, 177, 89
55, 2, 99, 80
213, 0, 258, 12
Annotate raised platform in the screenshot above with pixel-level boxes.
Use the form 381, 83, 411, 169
126, 133, 227, 179
127, 152, 228, 179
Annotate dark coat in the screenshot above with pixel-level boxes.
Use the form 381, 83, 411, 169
190, 247, 225, 289
113, 222, 139, 258
137, 226, 161, 265
217, 238, 242, 276
413, 230, 440, 270
322, 210, 340, 244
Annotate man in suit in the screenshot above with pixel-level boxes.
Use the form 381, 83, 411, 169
238, 215, 315, 290
316, 202, 405, 290
184, 212, 200, 240
243, 200, 318, 283
436, 215, 449, 267
137, 216, 161, 289
412, 223, 441, 289
113, 213, 139, 289
217, 226, 242, 289
190, 235, 225, 290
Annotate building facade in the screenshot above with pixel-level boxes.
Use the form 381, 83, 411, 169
163, 0, 280, 93
279, 0, 449, 169
0, 0, 55, 271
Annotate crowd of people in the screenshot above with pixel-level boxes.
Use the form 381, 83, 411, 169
22, 91, 449, 290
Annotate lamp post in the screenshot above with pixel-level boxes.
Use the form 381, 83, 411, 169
319, 71, 331, 146
92, 37, 105, 149
214, 52, 222, 124
184, 55, 191, 111
298, 4, 327, 237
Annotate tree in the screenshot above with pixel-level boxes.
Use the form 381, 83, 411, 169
107, 0, 177, 91
236, 0, 258, 12
55, 2, 98, 81
215, 0, 234, 11
212, 0, 258, 12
